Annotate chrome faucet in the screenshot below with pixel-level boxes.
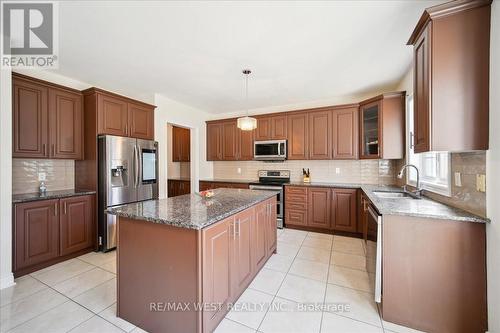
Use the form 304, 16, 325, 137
397, 164, 423, 198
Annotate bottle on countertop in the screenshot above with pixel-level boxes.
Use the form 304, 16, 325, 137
39, 181, 47, 194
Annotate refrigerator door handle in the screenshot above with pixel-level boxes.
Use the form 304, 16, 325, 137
134, 144, 140, 188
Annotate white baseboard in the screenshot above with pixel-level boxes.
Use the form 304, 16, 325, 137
0, 273, 15, 290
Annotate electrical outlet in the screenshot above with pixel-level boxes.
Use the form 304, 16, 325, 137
335, 168, 340, 175
454, 172, 462, 187
476, 174, 486, 193
237, 167, 242, 175
38, 172, 46, 181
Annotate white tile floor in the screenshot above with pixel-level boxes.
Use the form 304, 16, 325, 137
0, 229, 423, 333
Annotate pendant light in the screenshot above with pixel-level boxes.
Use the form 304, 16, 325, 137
237, 69, 257, 131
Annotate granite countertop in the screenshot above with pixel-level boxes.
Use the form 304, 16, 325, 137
12, 189, 96, 203
200, 178, 258, 184
106, 188, 278, 230
286, 182, 488, 223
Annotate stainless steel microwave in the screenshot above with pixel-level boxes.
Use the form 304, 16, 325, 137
254, 140, 287, 161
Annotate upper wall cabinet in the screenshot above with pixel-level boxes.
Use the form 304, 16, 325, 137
332, 106, 358, 159
359, 92, 405, 160
309, 111, 332, 160
172, 126, 190, 162
12, 73, 83, 160
287, 112, 309, 160
408, 0, 491, 153
84, 88, 155, 141
255, 115, 287, 141
206, 119, 254, 161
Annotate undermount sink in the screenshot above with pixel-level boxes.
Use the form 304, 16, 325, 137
373, 191, 415, 199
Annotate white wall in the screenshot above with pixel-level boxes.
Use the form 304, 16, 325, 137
487, 1, 500, 331
0, 68, 14, 289
154, 94, 213, 198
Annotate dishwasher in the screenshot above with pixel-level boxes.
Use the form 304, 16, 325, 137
366, 203, 382, 303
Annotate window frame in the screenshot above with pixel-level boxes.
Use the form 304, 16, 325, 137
406, 95, 452, 197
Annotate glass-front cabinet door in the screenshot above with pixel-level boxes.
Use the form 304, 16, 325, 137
360, 100, 381, 159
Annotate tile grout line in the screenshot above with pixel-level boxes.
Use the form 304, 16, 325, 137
318, 235, 334, 333
254, 230, 307, 332
22, 255, 126, 333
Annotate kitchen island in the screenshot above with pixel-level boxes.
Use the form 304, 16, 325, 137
106, 188, 278, 333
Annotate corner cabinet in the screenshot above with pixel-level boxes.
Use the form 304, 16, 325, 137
13, 194, 95, 277
408, 0, 490, 152
12, 73, 83, 160
359, 92, 405, 160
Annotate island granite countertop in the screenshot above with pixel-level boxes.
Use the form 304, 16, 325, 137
12, 189, 96, 204
106, 188, 278, 230
285, 182, 488, 223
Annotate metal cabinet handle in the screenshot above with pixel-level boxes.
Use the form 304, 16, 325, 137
54, 203, 58, 216
64, 202, 67, 215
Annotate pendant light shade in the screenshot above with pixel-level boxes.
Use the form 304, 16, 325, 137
237, 116, 257, 131
237, 69, 257, 131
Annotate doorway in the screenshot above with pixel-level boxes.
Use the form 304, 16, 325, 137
167, 123, 191, 197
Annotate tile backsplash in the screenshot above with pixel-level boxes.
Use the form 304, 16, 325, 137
212, 159, 398, 184
12, 159, 75, 194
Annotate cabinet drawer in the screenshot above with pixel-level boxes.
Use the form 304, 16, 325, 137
286, 194, 308, 203
285, 209, 308, 226
285, 186, 308, 195
285, 202, 307, 210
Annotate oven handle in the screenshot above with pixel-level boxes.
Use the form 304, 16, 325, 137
368, 204, 383, 304
249, 185, 282, 191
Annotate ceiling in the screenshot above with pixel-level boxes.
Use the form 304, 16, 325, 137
54, 1, 443, 114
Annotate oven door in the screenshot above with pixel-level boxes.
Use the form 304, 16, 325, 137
367, 204, 382, 303
254, 140, 287, 160
248, 185, 283, 228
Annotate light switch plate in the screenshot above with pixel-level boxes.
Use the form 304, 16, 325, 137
454, 172, 462, 187
335, 168, 340, 175
237, 167, 242, 175
476, 174, 486, 192
38, 172, 46, 181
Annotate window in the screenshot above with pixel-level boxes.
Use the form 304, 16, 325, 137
406, 96, 451, 196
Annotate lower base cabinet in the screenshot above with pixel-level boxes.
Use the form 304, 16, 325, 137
168, 179, 191, 197
199, 181, 250, 191
285, 185, 358, 234
13, 194, 95, 277
202, 197, 276, 332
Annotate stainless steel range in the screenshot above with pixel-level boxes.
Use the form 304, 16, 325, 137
249, 170, 290, 229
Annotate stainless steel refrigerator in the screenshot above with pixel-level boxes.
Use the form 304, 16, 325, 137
98, 135, 158, 251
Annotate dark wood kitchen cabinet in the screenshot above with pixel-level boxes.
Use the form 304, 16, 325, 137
308, 187, 331, 229
252, 203, 268, 271
222, 121, 238, 160
199, 181, 250, 191
231, 208, 254, 295
49, 88, 83, 159
287, 112, 309, 160
309, 111, 332, 160
207, 122, 223, 161
13, 194, 95, 277
14, 199, 59, 272
408, 0, 490, 153
84, 87, 155, 140
12, 73, 83, 159
168, 179, 191, 197
333, 106, 358, 159
206, 119, 254, 161
59, 195, 94, 256
255, 115, 287, 141
331, 188, 357, 233
128, 102, 154, 140
172, 126, 190, 162
359, 92, 405, 159
202, 216, 233, 332
285, 186, 308, 227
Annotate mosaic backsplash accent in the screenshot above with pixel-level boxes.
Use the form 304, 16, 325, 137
12, 159, 75, 194
213, 159, 398, 185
